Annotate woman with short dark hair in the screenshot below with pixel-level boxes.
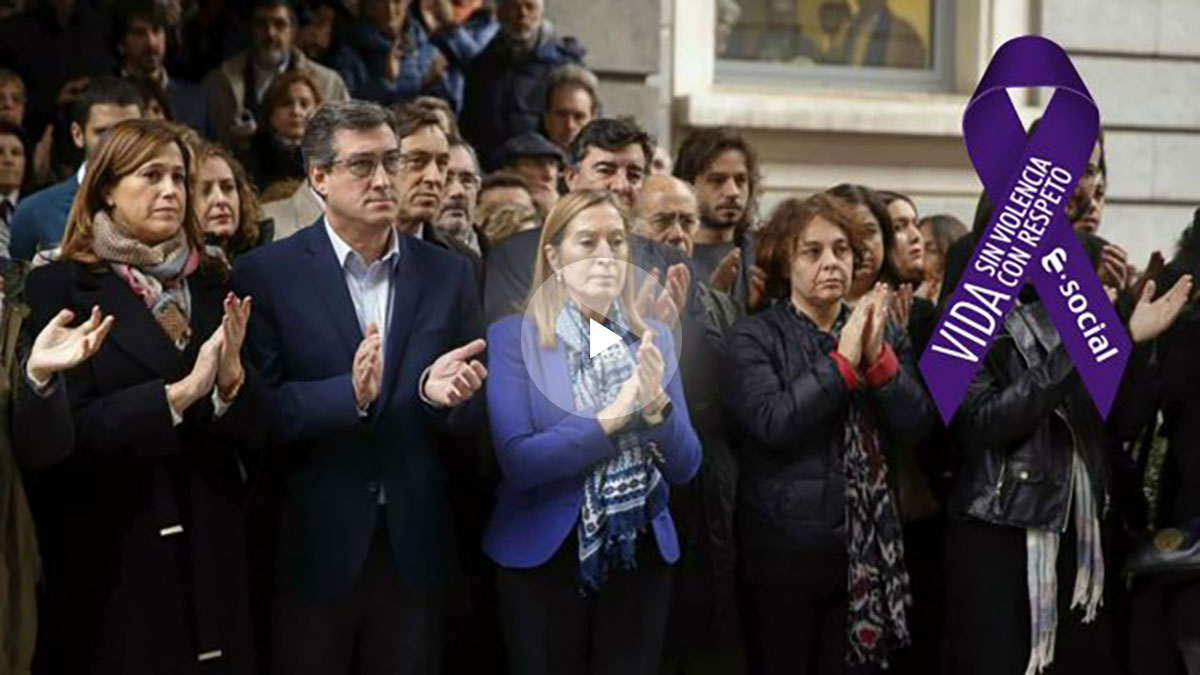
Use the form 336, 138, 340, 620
728, 193, 933, 673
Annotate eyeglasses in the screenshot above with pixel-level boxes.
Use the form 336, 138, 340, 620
329, 150, 404, 178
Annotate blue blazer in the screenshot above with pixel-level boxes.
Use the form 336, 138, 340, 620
8, 174, 78, 261
232, 220, 484, 600
482, 313, 702, 569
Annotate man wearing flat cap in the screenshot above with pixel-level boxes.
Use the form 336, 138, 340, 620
495, 131, 564, 215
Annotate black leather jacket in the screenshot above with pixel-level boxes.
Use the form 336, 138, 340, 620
726, 302, 934, 553
951, 301, 1153, 531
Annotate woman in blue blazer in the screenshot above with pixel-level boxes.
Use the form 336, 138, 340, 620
484, 189, 701, 675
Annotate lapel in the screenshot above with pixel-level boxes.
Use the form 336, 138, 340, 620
378, 234, 421, 408
523, 315, 576, 415
80, 266, 204, 381
302, 220, 364, 359
222, 53, 247, 113
186, 269, 225, 360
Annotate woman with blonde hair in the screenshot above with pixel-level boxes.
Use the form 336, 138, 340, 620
22, 118, 261, 674
483, 189, 701, 674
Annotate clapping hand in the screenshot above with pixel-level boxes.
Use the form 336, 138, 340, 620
636, 263, 690, 324
1129, 275, 1194, 343
598, 329, 668, 434
217, 293, 251, 399
1098, 244, 1131, 291
862, 284, 891, 365
353, 323, 384, 410
422, 338, 488, 408
26, 306, 115, 384
889, 283, 914, 327
166, 326, 224, 415
709, 248, 741, 293
636, 329, 667, 416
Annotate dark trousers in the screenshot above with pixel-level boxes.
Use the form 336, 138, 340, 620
942, 517, 1120, 675
1130, 579, 1200, 675
269, 514, 442, 675
495, 537, 674, 675
739, 547, 876, 675
888, 515, 945, 675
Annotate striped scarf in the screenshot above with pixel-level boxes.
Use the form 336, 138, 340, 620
555, 299, 667, 591
1024, 452, 1105, 675
92, 210, 199, 349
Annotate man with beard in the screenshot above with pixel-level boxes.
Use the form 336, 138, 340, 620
674, 126, 763, 311
113, 0, 209, 135
461, 0, 584, 169
434, 136, 483, 256
203, 0, 348, 147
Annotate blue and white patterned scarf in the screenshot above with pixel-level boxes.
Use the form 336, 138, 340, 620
555, 299, 667, 591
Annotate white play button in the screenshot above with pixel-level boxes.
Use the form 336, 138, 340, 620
589, 319, 623, 358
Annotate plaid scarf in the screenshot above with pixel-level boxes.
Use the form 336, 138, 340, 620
555, 300, 667, 591
1024, 452, 1105, 675
92, 210, 199, 350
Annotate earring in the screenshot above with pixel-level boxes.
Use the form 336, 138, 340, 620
555, 270, 564, 283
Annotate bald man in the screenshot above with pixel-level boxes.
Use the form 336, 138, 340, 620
638, 175, 701, 257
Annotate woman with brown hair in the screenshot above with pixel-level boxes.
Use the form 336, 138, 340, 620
483, 189, 701, 674
242, 70, 322, 194
826, 183, 903, 305
22, 118, 261, 675
193, 142, 273, 260
726, 193, 933, 674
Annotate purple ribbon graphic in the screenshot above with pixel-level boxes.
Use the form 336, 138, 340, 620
919, 35, 1131, 424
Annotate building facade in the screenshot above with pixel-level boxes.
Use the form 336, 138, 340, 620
553, 0, 1200, 265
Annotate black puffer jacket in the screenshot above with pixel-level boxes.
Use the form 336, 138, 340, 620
726, 302, 934, 557
952, 301, 1154, 531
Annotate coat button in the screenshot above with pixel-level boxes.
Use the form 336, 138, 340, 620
367, 480, 380, 494
1018, 470, 1030, 481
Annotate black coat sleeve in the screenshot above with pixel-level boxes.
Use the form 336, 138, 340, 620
725, 319, 851, 457
956, 337, 1079, 451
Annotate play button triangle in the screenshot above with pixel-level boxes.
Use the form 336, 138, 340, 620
589, 319, 623, 358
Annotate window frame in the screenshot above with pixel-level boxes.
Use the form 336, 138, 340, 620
713, 0, 957, 93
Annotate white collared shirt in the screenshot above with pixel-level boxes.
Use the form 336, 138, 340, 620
323, 219, 401, 363
325, 219, 402, 505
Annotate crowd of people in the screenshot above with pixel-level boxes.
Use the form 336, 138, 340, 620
1, 1, 1199, 675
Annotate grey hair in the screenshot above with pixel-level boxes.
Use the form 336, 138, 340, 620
301, 100, 398, 171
